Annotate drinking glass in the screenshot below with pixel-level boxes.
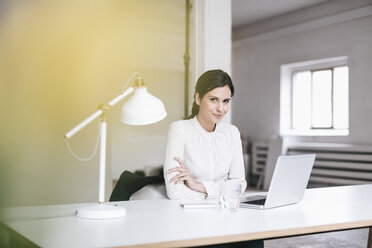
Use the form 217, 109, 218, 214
219, 182, 241, 213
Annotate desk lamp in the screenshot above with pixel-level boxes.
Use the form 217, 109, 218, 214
64, 74, 167, 219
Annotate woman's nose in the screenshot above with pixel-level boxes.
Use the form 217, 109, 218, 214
216, 102, 223, 112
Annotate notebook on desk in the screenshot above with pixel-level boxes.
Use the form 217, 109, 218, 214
180, 199, 220, 209
240, 154, 315, 210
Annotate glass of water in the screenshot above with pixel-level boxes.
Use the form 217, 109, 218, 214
220, 181, 242, 213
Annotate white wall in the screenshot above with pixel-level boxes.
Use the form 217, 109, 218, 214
0, 0, 233, 207
114, 0, 234, 179
190, 0, 232, 123
232, 0, 372, 145
0, 0, 185, 207
109, 1, 185, 180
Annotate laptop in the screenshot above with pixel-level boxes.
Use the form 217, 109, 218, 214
240, 154, 315, 210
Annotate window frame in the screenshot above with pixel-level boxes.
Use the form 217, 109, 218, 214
280, 56, 349, 136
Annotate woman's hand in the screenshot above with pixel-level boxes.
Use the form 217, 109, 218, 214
167, 157, 207, 194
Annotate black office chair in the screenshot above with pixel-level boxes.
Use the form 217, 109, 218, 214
109, 170, 164, 201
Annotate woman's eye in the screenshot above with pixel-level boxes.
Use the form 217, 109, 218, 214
210, 98, 217, 102
223, 99, 230, 103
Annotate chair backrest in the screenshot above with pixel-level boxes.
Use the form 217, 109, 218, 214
263, 137, 283, 190
110, 170, 164, 201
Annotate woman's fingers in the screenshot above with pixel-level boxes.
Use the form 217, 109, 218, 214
167, 157, 191, 185
169, 172, 187, 182
167, 157, 201, 191
174, 157, 186, 168
167, 157, 187, 174
175, 176, 188, 184
170, 173, 188, 183
167, 167, 183, 173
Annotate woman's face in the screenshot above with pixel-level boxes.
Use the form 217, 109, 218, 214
196, 85, 232, 126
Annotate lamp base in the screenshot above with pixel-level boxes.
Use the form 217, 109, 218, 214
76, 203, 126, 219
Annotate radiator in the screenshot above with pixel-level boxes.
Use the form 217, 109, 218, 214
286, 143, 372, 187
250, 141, 268, 188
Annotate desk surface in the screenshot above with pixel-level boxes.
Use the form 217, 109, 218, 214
2, 184, 372, 248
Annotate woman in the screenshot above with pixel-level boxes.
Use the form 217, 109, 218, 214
163, 70, 263, 248
164, 69, 246, 200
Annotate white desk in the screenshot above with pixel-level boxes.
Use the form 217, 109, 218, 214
2, 184, 372, 248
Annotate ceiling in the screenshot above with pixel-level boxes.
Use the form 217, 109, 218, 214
232, 0, 329, 28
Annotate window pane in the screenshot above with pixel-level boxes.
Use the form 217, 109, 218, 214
292, 71, 311, 130
333, 66, 349, 129
312, 70, 332, 128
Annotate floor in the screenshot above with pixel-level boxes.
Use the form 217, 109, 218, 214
265, 228, 369, 248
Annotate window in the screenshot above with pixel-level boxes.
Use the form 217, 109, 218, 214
280, 57, 349, 136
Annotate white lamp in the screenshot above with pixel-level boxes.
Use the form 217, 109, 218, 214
64, 75, 167, 219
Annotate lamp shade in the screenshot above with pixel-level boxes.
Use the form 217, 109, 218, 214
121, 86, 167, 125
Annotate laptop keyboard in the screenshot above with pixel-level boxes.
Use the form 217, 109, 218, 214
241, 198, 266, 205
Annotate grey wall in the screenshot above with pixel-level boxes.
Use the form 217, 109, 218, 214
232, 0, 372, 145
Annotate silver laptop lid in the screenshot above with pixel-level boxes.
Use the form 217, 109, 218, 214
264, 154, 315, 209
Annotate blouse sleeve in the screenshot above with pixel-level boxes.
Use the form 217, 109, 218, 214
163, 122, 206, 200
200, 126, 247, 198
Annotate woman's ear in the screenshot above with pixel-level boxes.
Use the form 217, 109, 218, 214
195, 92, 201, 105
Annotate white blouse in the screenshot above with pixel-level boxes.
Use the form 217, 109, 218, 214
163, 117, 247, 200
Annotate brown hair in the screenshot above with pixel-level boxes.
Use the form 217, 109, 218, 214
188, 69, 234, 119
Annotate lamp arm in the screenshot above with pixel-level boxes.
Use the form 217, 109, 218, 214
64, 87, 134, 139
108, 87, 134, 106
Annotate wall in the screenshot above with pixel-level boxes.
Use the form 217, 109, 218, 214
108, 1, 185, 180
232, 0, 372, 145
0, 0, 234, 207
190, 0, 232, 123
0, 0, 185, 207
